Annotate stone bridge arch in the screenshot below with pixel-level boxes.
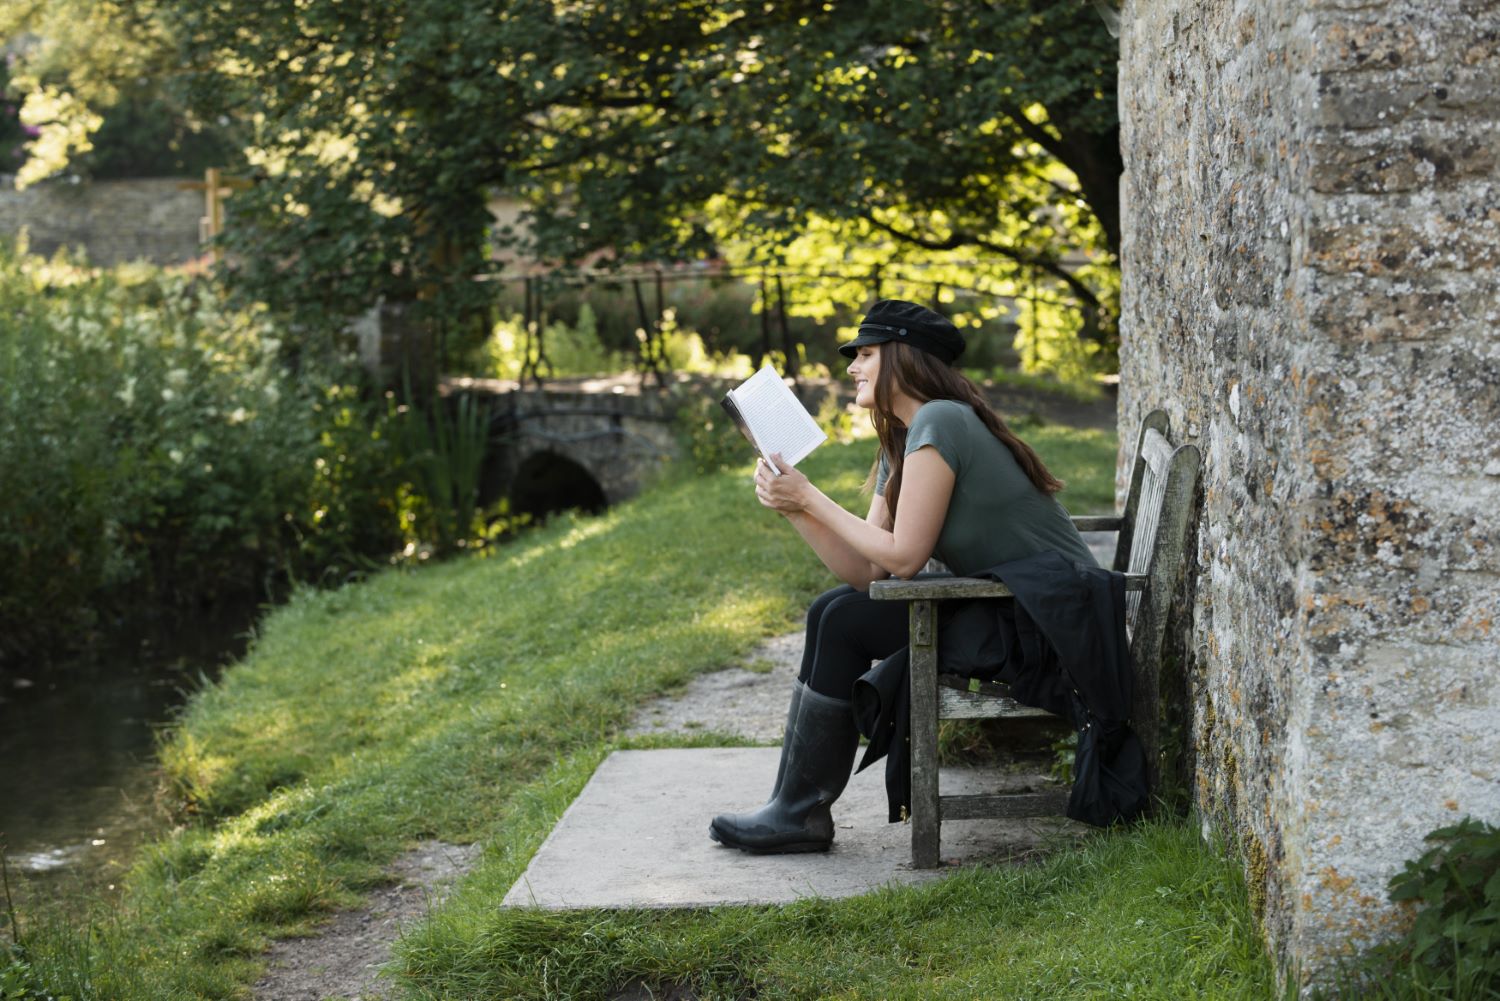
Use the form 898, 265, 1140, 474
472, 387, 679, 521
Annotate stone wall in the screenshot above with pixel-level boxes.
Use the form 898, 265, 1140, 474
1118, 0, 1499, 982
0, 175, 204, 265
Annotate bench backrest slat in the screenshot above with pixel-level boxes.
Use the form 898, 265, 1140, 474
1112, 410, 1170, 575
1125, 427, 1174, 627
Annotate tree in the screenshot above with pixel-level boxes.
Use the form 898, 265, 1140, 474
524, 1, 1121, 342
109, 0, 1118, 366
0, 1, 239, 185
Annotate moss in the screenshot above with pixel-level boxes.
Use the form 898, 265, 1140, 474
1246, 831, 1269, 921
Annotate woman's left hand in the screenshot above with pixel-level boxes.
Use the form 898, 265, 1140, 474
754, 453, 814, 513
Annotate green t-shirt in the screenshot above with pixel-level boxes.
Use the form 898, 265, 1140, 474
875, 399, 1097, 576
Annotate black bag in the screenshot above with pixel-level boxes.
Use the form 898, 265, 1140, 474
1066, 695, 1149, 827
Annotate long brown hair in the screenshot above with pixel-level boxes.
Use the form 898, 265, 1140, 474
866, 341, 1064, 517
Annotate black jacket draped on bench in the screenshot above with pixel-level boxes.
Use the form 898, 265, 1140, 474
850, 549, 1149, 828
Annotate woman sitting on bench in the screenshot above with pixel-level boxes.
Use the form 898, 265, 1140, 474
709, 298, 1099, 854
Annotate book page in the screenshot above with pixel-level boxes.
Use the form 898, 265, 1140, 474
728, 365, 827, 471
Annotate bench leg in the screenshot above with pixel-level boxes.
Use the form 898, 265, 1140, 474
909, 599, 941, 868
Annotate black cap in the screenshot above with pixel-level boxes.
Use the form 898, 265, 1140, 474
838, 299, 965, 364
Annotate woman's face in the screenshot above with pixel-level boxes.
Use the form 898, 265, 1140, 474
847, 343, 881, 409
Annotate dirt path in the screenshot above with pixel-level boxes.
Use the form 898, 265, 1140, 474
250, 634, 802, 1001
625, 631, 802, 744
251, 841, 481, 1001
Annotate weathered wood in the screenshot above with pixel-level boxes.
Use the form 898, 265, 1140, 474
937, 673, 1025, 698
870, 574, 1146, 602
1113, 410, 1169, 572
938, 685, 1055, 719
908, 599, 941, 869
1127, 438, 1202, 798
941, 790, 1071, 821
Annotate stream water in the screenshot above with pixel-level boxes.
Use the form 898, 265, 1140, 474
0, 613, 251, 907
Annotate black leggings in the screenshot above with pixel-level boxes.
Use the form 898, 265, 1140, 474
798, 585, 910, 698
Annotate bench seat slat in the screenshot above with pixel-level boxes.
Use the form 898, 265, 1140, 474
941, 790, 1071, 821
939, 686, 1058, 719
870, 573, 1146, 601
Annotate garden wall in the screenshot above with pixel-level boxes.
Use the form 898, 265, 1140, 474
0, 175, 204, 265
1117, 0, 1499, 981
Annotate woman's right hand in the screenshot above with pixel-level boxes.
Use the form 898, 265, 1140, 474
754, 454, 814, 514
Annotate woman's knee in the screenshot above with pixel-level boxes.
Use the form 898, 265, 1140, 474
800, 585, 858, 683
816, 589, 886, 647
806, 585, 857, 632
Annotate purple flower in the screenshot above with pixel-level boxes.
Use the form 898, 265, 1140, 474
21, 124, 40, 137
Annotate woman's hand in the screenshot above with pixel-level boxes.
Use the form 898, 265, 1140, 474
754, 453, 814, 513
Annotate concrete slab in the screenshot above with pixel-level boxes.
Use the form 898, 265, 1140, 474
503, 748, 1078, 910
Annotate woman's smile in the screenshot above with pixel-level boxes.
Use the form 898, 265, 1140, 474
848, 345, 880, 409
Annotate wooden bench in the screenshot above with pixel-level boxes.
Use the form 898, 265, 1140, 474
869, 409, 1201, 868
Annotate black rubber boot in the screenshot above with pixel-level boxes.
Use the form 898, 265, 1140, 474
767, 681, 805, 801
708, 686, 860, 854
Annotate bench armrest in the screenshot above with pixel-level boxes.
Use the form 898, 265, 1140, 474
869, 573, 1147, 601
1071, 514, 1123, 532
870, 577, 1010, 600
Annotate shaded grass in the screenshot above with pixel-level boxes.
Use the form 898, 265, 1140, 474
4, 421, 1278, 1000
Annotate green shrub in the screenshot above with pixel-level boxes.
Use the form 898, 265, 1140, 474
465, 303, 632, 380
1375, 817, 1500, 997
1314, 817, 1500, 999
0, 241, 404, 664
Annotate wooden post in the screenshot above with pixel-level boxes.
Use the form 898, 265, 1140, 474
654, 269, 667, 388
533, 276, 552, 385
631, 277, 662, 387
520, 276, 537, 386
1113, 411, 1171, 572
775, 272, 797, 383
1130, 442, 1202, 801
177, 167, 252, 263
758, 268, 771, 370
1028, 267, 1039, 371
909, 598, 942, 868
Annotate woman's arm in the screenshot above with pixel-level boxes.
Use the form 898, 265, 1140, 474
757, 446, 955, 585
779, 487, 893, 591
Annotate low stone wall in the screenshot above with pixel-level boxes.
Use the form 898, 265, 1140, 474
1119, 0, 1499, 983
0, 175, 204, 265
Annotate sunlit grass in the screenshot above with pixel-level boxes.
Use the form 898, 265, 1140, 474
3, 424, 1281, 1000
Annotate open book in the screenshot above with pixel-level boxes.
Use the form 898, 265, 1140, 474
720, 365, 827, 475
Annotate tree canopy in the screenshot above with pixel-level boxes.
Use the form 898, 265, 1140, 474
0, 1, 237, 183
5, 0, 1121, 366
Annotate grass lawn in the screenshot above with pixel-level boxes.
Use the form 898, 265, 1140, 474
12, 421, 1278, 999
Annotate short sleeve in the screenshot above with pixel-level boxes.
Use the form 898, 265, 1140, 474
904, 400, 967, 476
874, 451, 890, 495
